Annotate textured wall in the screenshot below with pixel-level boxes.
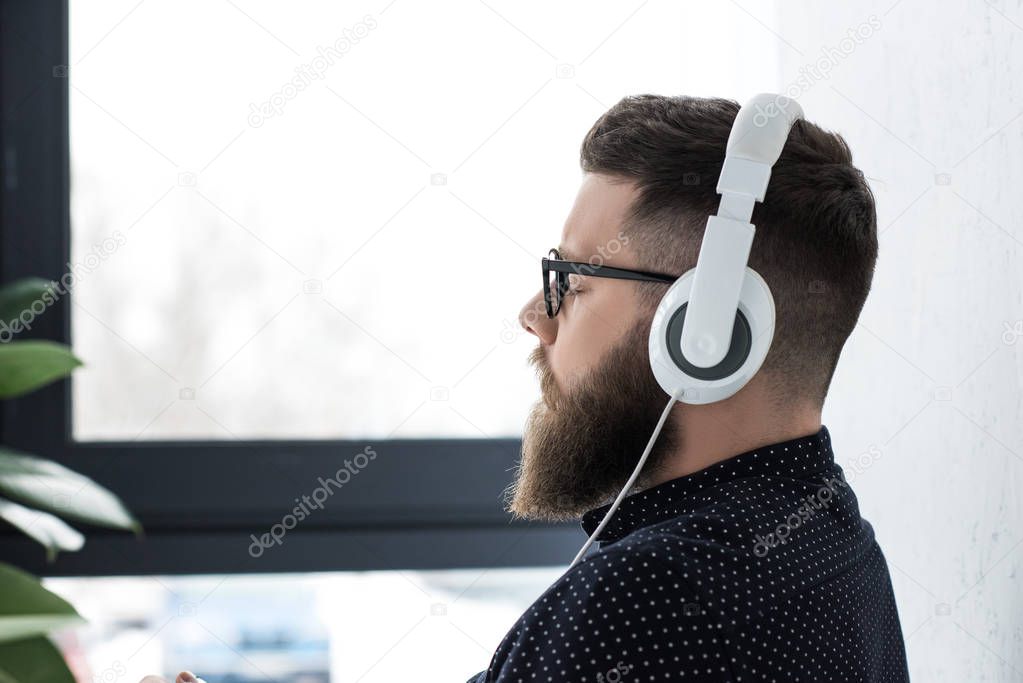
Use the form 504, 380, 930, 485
771, 0, 1023, 678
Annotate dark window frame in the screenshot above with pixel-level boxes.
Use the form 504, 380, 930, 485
0, 0, 579, 576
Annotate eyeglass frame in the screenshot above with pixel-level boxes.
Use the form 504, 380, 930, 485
541, 247, 679, 318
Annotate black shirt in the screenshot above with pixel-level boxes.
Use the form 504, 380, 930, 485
468, 426, 909, 682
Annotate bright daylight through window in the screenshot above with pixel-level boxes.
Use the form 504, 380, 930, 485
67, 0, 777, 441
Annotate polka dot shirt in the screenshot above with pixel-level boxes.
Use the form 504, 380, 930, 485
467, 426, 909, 682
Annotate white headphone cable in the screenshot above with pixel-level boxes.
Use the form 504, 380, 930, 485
568, 386, 683, 569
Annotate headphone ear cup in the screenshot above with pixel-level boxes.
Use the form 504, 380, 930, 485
648, 268, 775, 404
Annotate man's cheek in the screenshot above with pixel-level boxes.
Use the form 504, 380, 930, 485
557, 329, 609, 380
544, 355, 568, 402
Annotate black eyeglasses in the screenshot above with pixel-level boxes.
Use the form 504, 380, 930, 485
541, 248, 678, 318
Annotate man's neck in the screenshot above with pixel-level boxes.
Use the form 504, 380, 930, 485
647, 398, 823, 485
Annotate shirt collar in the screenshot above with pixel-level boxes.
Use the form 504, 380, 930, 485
580, 425, 836, 543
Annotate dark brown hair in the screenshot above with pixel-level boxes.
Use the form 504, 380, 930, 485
580, 95, 877, 407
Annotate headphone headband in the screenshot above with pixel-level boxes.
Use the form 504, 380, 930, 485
678, 94, 804, 369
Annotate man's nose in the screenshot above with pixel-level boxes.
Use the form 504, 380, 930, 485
519, 289, 556, 345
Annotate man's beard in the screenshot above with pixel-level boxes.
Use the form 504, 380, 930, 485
506, 322, 680, 522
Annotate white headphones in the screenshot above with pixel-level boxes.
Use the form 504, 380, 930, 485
570, 93, 804, 568
648, 93, 804, 404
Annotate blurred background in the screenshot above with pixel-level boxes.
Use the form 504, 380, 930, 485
0, 0, 1021, 680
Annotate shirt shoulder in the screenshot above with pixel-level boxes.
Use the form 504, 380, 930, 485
484, 543, 734, 682
598, 472, 874, 626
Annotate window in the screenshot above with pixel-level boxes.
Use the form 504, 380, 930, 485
0, 0, 779, 574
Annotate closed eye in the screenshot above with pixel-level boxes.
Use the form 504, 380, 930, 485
565, 274, 584, 296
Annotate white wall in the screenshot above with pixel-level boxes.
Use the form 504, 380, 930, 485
774, 1, 1023, 678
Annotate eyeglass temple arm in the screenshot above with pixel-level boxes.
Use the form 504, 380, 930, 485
551, 261, 676, 283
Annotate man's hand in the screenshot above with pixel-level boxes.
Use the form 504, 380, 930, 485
139, 673, 204, 683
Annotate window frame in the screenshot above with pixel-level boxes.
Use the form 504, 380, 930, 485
0, 0, 579, 576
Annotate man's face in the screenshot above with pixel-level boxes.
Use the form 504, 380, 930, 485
507, 173, 679, 521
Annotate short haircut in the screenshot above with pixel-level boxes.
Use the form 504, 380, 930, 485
580, 95, 877, 407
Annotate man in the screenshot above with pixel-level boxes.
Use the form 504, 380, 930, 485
142, 94, 909, 683
467, 94, 909, 682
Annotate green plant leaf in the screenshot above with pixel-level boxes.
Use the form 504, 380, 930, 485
0, 562, 82, 644
0, 278, 53, 333
0, 342, 81, 399
0, 449, 139, 534
0, 499, 84, 562
0, 635, 76, 683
